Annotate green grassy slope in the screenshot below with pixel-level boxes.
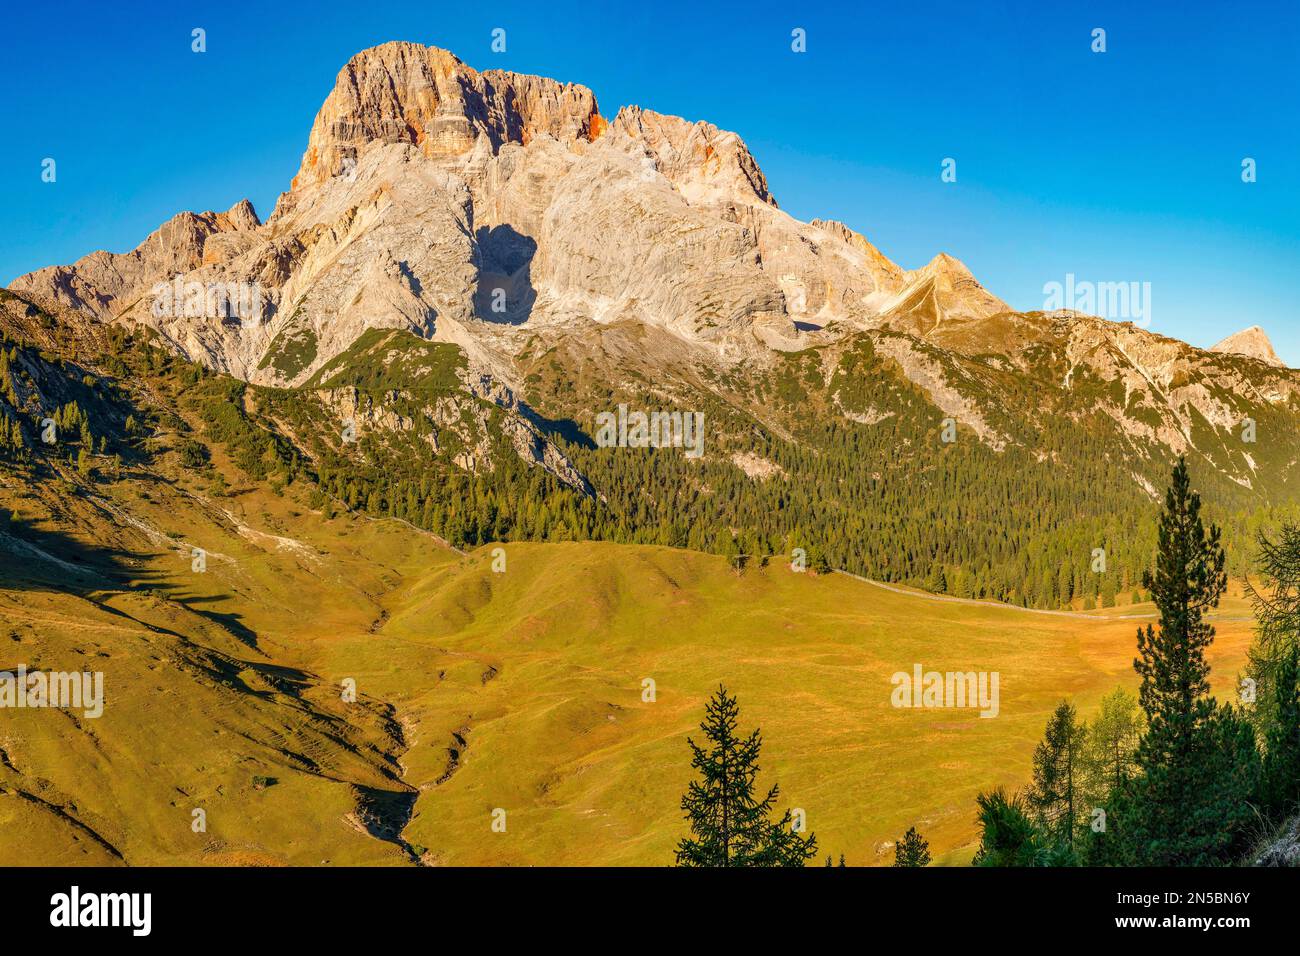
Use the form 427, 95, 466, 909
373, 541, 1253, 865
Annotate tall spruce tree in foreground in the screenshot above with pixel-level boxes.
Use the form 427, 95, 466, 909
893, 826, 931, 867
1117, 457, 1259, 864
675, 685, 818, 867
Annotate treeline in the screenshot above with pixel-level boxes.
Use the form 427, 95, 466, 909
521, 335, 1292, 606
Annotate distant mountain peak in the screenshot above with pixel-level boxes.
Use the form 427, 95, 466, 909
882, 251, 1010, 328
1210, 325, 1285, 367
918, 251, 972, 278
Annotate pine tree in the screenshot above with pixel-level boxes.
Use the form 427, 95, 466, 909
971, 788, 1042, 867
675, 685, 818, 867
892, 826, 931, 867
1027, 700, 1085, 847
1119, 457, 1258, 865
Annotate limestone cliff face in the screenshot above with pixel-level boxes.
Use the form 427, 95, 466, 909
289, 41, 604, 189
7, 41, 1007, 384
606, 106, 776, 208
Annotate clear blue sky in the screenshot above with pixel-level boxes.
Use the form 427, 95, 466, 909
2, 0, 1297, 361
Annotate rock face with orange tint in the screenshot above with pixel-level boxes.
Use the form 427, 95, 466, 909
605, 106, 776, 208
14, 40, 942, 383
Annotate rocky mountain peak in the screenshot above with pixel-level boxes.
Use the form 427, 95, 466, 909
290, 41, 605, 190
9, 199, 261, 320
607, 106, 776, 208
879, 251, 1010, 329
1210, 325, 1285, 367
917, 251, 973, 280
220, 198, 262, 231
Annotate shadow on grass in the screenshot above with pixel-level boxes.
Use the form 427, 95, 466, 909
0, 516, 259, 649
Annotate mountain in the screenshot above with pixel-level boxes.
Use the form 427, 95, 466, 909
8, 40, 1011, 382
1211, 325, 1286, 367
0, 305, 1255, 863
7, 39, 1300, 605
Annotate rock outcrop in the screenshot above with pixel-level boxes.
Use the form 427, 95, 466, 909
10, 200, 261, 320
290, 42, 605, 189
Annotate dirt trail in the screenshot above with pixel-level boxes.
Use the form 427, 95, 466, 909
833, 569, 1253, 622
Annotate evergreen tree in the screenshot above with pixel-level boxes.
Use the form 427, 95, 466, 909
1120, 457, 1258, 865
971, 789, 1042, 867
1246, 522, 1300, 730
1082, 687, 1142, 797
675, 685, 818, 867
1027, 700, 1085, 847
892, 826, 931, 867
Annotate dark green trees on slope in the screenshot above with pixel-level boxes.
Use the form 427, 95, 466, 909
675, 686, 818, 867
1261, 647, 1300, 817
973, 458, 1292, 866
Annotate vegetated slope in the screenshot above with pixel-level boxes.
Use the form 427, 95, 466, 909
372, 541, 1253, 866
0, 294, 462, 865
0, 450, 463, 865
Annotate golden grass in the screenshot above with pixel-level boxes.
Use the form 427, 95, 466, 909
0, 460, 1256, 866
380, 542, 1254, 866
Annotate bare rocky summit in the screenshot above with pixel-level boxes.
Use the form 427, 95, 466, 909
9, 40, 1006, 386
1211, 325, 1285, 367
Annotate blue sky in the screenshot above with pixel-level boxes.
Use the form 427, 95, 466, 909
2, 0, 1297, 360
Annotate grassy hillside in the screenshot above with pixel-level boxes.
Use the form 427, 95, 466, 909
1, 468, 1254, 866
371, 541, 1254, 865
0, 444, 458, 865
